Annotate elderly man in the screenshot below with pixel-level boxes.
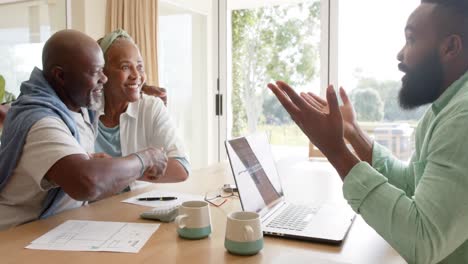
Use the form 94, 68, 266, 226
269, 0, 468, 263
0, 30, 167, 230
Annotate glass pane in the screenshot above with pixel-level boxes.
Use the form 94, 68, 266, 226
158, 1, 213, 169
229, 0, 321, 159
338, 1, 421, 160
0, 0, 67, 99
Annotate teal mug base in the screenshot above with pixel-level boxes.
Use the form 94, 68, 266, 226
225, 238, 264, 256
177, 226, 211, 240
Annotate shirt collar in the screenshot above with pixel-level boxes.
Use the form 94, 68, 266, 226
124, 100, 139, 119
432, 70, 468, 115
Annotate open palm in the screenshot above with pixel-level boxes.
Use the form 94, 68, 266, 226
267, 81, 346, 156
300, 87, 358, 141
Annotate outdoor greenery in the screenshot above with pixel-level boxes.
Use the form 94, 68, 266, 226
349, 88, 384, 122
353, 74, 428, 122
231, 1, 320, 137
231, 2, 427, 143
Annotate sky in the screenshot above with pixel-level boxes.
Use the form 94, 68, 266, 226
338, 0, 420, 89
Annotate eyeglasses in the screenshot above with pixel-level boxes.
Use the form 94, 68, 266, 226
204, 188, 238, 207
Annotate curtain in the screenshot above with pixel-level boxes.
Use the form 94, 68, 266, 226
106, 0, 159, 86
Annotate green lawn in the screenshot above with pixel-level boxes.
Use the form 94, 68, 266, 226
257, 124, 309, 146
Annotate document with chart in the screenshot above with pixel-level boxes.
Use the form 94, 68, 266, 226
25, 220, 159, 253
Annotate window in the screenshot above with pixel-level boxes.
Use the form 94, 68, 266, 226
0, 0, 67, 97
337, 0, 421, 160
227, 0, 321, 159
223, 0, 422, 161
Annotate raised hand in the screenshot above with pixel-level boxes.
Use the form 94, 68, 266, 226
267, 81, 360, 178
267, 81, 345, 157
299, 87, 359, 142
338, 87, 360, 141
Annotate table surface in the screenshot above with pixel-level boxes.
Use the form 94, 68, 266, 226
0, 157, 406, 264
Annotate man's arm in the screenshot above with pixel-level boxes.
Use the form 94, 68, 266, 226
268, 81, 359, 178
46, 147, 167, 201
343, 133, 468, 264
269, 80, 468, 263
301, 87, 415, 192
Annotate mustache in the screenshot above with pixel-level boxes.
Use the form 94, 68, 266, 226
398, 63, 409, 73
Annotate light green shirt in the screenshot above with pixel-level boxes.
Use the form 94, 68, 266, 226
343, 71, 468, 264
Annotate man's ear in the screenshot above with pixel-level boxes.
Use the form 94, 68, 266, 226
440, 34, 463, 62
50, 66, 65, 88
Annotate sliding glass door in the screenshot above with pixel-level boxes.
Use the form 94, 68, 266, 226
219, 0, 422, 162
337, 0, 420, 160
222, 0, 324, 160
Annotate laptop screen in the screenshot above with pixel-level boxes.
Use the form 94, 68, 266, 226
225, 133, 284, 213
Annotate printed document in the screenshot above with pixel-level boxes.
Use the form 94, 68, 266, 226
26, 220, 159, 253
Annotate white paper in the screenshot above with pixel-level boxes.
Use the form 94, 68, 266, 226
122, 190, 204, 208
26, 220, 159, 253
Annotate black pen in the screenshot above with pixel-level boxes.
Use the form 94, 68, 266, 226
137, 197, 178, 201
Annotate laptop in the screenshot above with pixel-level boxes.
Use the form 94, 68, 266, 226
225, 133, 355, 244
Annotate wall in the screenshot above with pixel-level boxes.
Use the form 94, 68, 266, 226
160, 0, 211, 15
70, 0, 106, 40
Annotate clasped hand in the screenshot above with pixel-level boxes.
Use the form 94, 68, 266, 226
140, 147, 168, 181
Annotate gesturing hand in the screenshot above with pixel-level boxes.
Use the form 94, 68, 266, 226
267, 81, 346, 157
297, 87, 359, 141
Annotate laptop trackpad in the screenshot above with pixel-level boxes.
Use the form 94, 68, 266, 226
304, 204, 354, 239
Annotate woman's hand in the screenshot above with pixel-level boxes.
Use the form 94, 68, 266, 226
142, 84, 167, 105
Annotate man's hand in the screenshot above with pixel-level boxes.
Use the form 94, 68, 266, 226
267, 81, 359, 178
267, 81, 345, 156
138, 147, 168, 182
299, 87, 373, 163
338, 87, 360, 141
142, 84, 167, 105
299, 87, 360, 141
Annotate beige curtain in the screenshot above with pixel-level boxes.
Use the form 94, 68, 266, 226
106, 0, 159, 86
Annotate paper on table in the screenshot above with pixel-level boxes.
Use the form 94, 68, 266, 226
122, 190, 204, 208
26, 220, 159, 253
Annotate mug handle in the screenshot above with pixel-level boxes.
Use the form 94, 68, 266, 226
175, 214, 188, 229
244, 225, 254, 241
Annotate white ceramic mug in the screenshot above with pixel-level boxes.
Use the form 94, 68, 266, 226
175, 200, 212, 239
225, 211, 264, 255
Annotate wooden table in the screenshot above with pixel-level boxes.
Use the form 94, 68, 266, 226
0, 158, 405, 264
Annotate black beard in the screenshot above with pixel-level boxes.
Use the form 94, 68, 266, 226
398, 50, 444, 110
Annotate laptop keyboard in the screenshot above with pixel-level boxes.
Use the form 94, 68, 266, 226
266, 204, 320, 231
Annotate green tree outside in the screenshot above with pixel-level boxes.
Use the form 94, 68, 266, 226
231, 1, 321, 138
349, 88, 384, 122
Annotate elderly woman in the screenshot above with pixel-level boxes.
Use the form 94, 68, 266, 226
96, 29, 189, 186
